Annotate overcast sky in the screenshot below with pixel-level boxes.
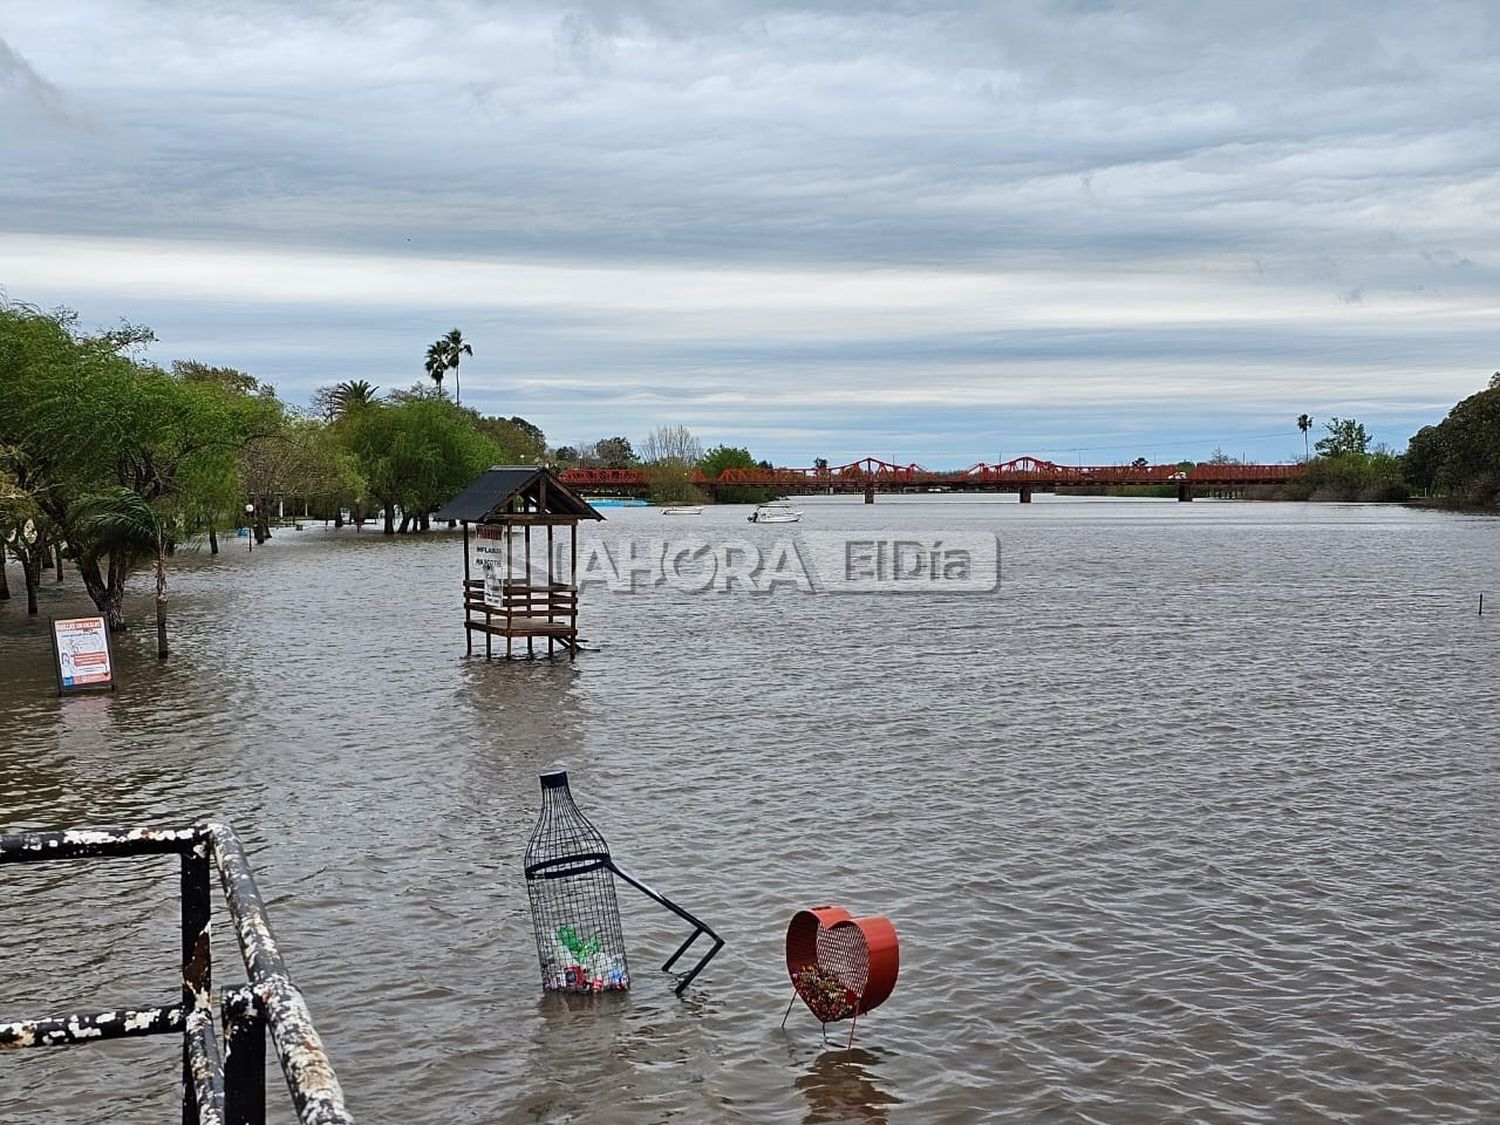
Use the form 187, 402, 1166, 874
2, 1, 1495, 466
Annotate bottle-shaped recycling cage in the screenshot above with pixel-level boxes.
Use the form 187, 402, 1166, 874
524, 769, 724, 996
524, 770, 632, 992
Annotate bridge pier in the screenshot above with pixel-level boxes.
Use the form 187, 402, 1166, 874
864, 480, 875, 505
1019, 486, 1032, 504
1177, 483, 1193, 502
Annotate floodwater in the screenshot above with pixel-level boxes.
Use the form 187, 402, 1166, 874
2, 496, 1498, 1123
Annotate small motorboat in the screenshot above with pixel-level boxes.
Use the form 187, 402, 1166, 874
662, 505, 704, 515
747, 503, 802, 523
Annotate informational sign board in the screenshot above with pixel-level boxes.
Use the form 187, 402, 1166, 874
50, 616, 116, 695
473, 530, 509, 610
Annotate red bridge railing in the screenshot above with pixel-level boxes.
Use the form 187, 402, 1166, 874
559, 456, 1304, 492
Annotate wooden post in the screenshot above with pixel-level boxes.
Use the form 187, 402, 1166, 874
463, 522, 472, 656
525, 524, 534, 658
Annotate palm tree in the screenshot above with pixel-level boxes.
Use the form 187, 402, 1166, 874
424, 329, 473, 404
75, 488, 174, 658
332, 380, 380, 417
424, 341, 447, 395
1297, 414, 1313, 461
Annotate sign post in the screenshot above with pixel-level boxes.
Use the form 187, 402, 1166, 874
49, 616, 117, 695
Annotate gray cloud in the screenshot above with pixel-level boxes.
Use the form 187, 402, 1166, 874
0, 1, 1494, 462
0, 34, 78, 137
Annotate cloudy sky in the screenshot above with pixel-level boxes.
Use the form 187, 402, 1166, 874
2, 1, 1495, 466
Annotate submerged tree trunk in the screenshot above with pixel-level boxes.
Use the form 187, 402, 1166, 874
209, 524, 219, 555
154, 551, 168, 660
383, 503, 395, 535
79, 552, 129, 632
54, 541, 64, 583
398, 513, 411, 534
20, 540, 46, 616
419, 512, 430, 532
0, 548, 9, 601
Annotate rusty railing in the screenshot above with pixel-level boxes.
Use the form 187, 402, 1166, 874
0, 822, 353, 1125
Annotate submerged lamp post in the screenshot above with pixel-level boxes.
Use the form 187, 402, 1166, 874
245, 503, 254, 552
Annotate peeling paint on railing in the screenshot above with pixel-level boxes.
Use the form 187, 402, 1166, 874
0, 1003, 183, 1050
0, 822, 355, 1124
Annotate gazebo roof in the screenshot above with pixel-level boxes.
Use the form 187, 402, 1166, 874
433, 466, 604, 523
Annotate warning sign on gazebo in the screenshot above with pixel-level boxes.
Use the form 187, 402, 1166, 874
50, 616, 116, 694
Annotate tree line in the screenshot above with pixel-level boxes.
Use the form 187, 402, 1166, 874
0, 303, 775, 650
1277, 382, 1500, 505
8, 298, 1493, 649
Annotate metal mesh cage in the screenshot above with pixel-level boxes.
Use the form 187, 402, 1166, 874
524, 771, 631, 992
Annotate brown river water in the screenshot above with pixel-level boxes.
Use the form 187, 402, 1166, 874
2, 496, 1498, 1123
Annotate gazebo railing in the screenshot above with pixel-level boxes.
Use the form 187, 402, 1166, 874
0, 823, 353, 1125
463, 578, 578, 618
462, 577, 580, 657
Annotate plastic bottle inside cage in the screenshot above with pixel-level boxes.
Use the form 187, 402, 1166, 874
524, 770, 631, 992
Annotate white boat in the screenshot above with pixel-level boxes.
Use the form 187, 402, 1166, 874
662, 505, 704, 515
747, 503, 802, 523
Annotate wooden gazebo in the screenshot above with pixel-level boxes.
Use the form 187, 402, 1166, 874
434, 467, 604, 659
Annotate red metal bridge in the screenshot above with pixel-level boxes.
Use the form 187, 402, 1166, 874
560, 456, 1304, 502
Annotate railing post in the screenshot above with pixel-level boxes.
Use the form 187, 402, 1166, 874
182, 834, 213, 1125
223, 988, 266, 1125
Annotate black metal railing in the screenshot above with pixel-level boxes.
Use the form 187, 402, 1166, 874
608, 861, 724, 995
0, 823, 354, 1125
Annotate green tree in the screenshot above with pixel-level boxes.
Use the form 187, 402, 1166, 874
340, 397, 499, 533
173, 359, 261, 396
0, 303, 87, 614
0, 303, 275, 627
698, 443, 771, 504
476, 415, 548, 464
1401, 377, 1500, 505
334, 380, 380, 416
594, 436, 635, 468
1315, 417, 1371, 458
75, 488, 175, 658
